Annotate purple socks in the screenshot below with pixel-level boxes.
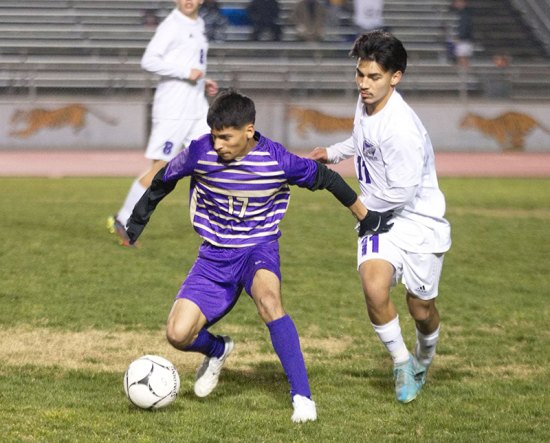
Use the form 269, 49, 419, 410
183, 328, 225, 358
267, 314, 311, 399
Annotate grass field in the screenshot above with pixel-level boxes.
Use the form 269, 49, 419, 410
1, 177, 549, 442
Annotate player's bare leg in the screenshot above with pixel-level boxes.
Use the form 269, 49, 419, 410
360, 260, 422, 403
360, 259, 398, 325
137, 159, 167, 189
166, 298, 208, 349
251, 269, 316, 422
166, 299, 233, 398
407, 292, 440, 385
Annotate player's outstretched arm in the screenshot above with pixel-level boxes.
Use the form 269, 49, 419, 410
306, 147, 328, 163
126, 167, 178, 244
310, 162, 393, 236
205, 78, 219, 97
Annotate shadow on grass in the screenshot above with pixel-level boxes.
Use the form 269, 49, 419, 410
340, 365, 474, 395
177, 361, 289, 403
173, 359, 475, 406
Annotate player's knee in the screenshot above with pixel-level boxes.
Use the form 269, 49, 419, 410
362, 280, 392, 311
361, 269, 392, 305
166, 323, 195, 349
407, 294, 436, 322
255, 291, 285, 323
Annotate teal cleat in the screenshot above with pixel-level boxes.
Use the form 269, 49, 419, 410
414, 343, 432, 387
393, 354, 424, 403
415, 360, 429, 388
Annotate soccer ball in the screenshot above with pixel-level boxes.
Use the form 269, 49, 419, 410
123, 355, 180, 410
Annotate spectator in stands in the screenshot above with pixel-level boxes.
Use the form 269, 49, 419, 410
292, 0, 327, 42
329, 0, 348, 10
487, 53, 511, 98
142, 9, 160, 27
353, 0, 387, 36
324, 0, 350, 40
247, 0, 282, 41
200, 0, 228, 42
108, 0, 218, 247
450, 0, 474, 69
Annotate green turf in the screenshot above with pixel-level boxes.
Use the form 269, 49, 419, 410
0, 177, 549, 442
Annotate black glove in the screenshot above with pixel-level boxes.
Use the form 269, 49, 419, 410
358, 210, 394, 237
125, 218, 147, 245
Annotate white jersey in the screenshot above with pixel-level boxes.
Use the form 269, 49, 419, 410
141, 9, 209, 120
327, 91, 451, 253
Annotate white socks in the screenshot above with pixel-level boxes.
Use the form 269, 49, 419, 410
373, 317, 440, 367
372, 316, 410, 365
415, 326, 440, 367
117, 180, 147, 227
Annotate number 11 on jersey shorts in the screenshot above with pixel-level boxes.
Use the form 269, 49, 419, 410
357, 234, 445, 300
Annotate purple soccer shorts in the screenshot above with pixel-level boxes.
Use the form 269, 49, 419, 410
176, 241, 282, 325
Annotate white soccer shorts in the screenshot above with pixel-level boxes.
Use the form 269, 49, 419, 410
357, 234, 445, 300
454, 40, 473, 58
145, 117, 210, 162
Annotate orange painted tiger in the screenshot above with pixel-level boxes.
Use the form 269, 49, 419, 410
10, 104, 118, 138
460, 111, 550, 151
289, 106, 354, 138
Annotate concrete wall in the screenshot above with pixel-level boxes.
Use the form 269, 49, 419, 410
279, 97, 550, 152
2, 95, 550, 152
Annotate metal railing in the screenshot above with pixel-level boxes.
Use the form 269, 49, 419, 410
509, 0, 550, 56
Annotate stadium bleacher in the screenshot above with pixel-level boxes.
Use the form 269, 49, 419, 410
0, 0, 549, 99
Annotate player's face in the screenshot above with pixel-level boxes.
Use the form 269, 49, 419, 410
355, 58, 402, 115
211, 125, 256, 161
176, 0, 203, 19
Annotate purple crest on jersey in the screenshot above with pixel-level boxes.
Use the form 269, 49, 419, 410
362, 139, 377, 160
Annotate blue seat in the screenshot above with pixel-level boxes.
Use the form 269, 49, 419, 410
220, 7, 251, 26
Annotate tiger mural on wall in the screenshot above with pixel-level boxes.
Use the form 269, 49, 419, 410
460, 112, 550, 151
288, 106, 354, 138
9, 104, 118, 138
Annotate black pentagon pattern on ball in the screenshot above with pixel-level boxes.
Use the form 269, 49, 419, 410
125, 356, 178, 409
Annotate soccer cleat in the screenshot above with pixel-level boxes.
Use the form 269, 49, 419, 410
291, 395, 317, 423
194, 336, 234, 398
106, 215, 136, 247
393, 354, 423, 403
414, 343, 431, 387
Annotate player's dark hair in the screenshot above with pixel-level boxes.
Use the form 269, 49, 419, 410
350, 31, 407, 74
207, 89, 256, 130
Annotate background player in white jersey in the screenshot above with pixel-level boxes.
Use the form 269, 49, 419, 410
308, 31, 451, 404
124, 89, 393, 422
108, 0, 218, 246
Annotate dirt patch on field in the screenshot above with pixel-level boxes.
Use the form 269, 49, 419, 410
476, 363, 543, 379
0, 327, 190, 373
0, 327, 353, 374
1, 327, 545, 384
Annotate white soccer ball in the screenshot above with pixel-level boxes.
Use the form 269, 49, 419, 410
123, 355, 180, 410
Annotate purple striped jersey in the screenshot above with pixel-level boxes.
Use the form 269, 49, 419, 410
164, 132, 318, 248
